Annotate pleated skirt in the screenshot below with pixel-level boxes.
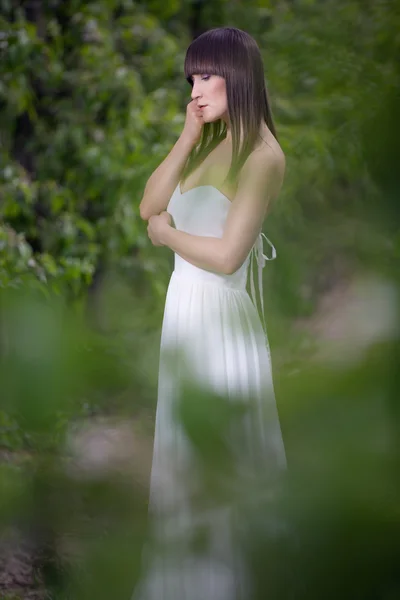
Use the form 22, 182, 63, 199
132, 271, 286, 600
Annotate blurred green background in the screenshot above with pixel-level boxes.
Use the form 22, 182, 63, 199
1, 0, 399, 598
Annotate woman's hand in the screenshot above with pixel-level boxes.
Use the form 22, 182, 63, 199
181, 100, 205, 146
147, 211, 173, 246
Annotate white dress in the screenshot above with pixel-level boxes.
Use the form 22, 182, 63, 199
133, 184, 286, 600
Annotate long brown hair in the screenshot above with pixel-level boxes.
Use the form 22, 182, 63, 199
181, 27, 278, 190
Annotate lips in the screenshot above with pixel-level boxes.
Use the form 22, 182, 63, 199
199, 105, 207, 109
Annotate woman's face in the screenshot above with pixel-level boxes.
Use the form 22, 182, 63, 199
190, 74, 228, 123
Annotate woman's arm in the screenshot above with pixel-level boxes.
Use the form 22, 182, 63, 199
149, 145, 285, 274
139, 101, 205, 220
139, 134, 195, 221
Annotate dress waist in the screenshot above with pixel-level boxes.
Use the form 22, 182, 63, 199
170, 232, 277, 331
170, 268, 247, 292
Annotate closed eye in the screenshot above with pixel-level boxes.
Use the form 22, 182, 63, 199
188, 74, 211, 86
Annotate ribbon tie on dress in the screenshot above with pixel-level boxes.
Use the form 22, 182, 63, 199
249, 232, 277, 337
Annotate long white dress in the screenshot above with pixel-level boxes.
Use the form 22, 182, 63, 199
133, 184, 286, 600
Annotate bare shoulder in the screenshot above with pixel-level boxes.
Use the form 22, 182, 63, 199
252, 134, 285, 181
240, 134, 286, 199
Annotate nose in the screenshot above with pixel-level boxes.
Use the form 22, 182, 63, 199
191, 80, 202, 102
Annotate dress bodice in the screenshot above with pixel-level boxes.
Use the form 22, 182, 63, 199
167, 184, 250, 289
167, 184, 276, 335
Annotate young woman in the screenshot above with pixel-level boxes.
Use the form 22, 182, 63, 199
135, 26, 286, 600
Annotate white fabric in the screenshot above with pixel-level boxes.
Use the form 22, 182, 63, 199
133, 184, 286, 600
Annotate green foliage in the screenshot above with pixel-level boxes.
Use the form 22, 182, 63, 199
1, 1, 400, 598
0, 0, 185, 299
1, 0, 398, 312
0, 409, 28, 451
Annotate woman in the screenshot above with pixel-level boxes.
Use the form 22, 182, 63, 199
135, 26, 286, 600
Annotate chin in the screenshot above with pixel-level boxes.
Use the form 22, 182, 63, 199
205, 113, 219, 123
207, 110, 227, 124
